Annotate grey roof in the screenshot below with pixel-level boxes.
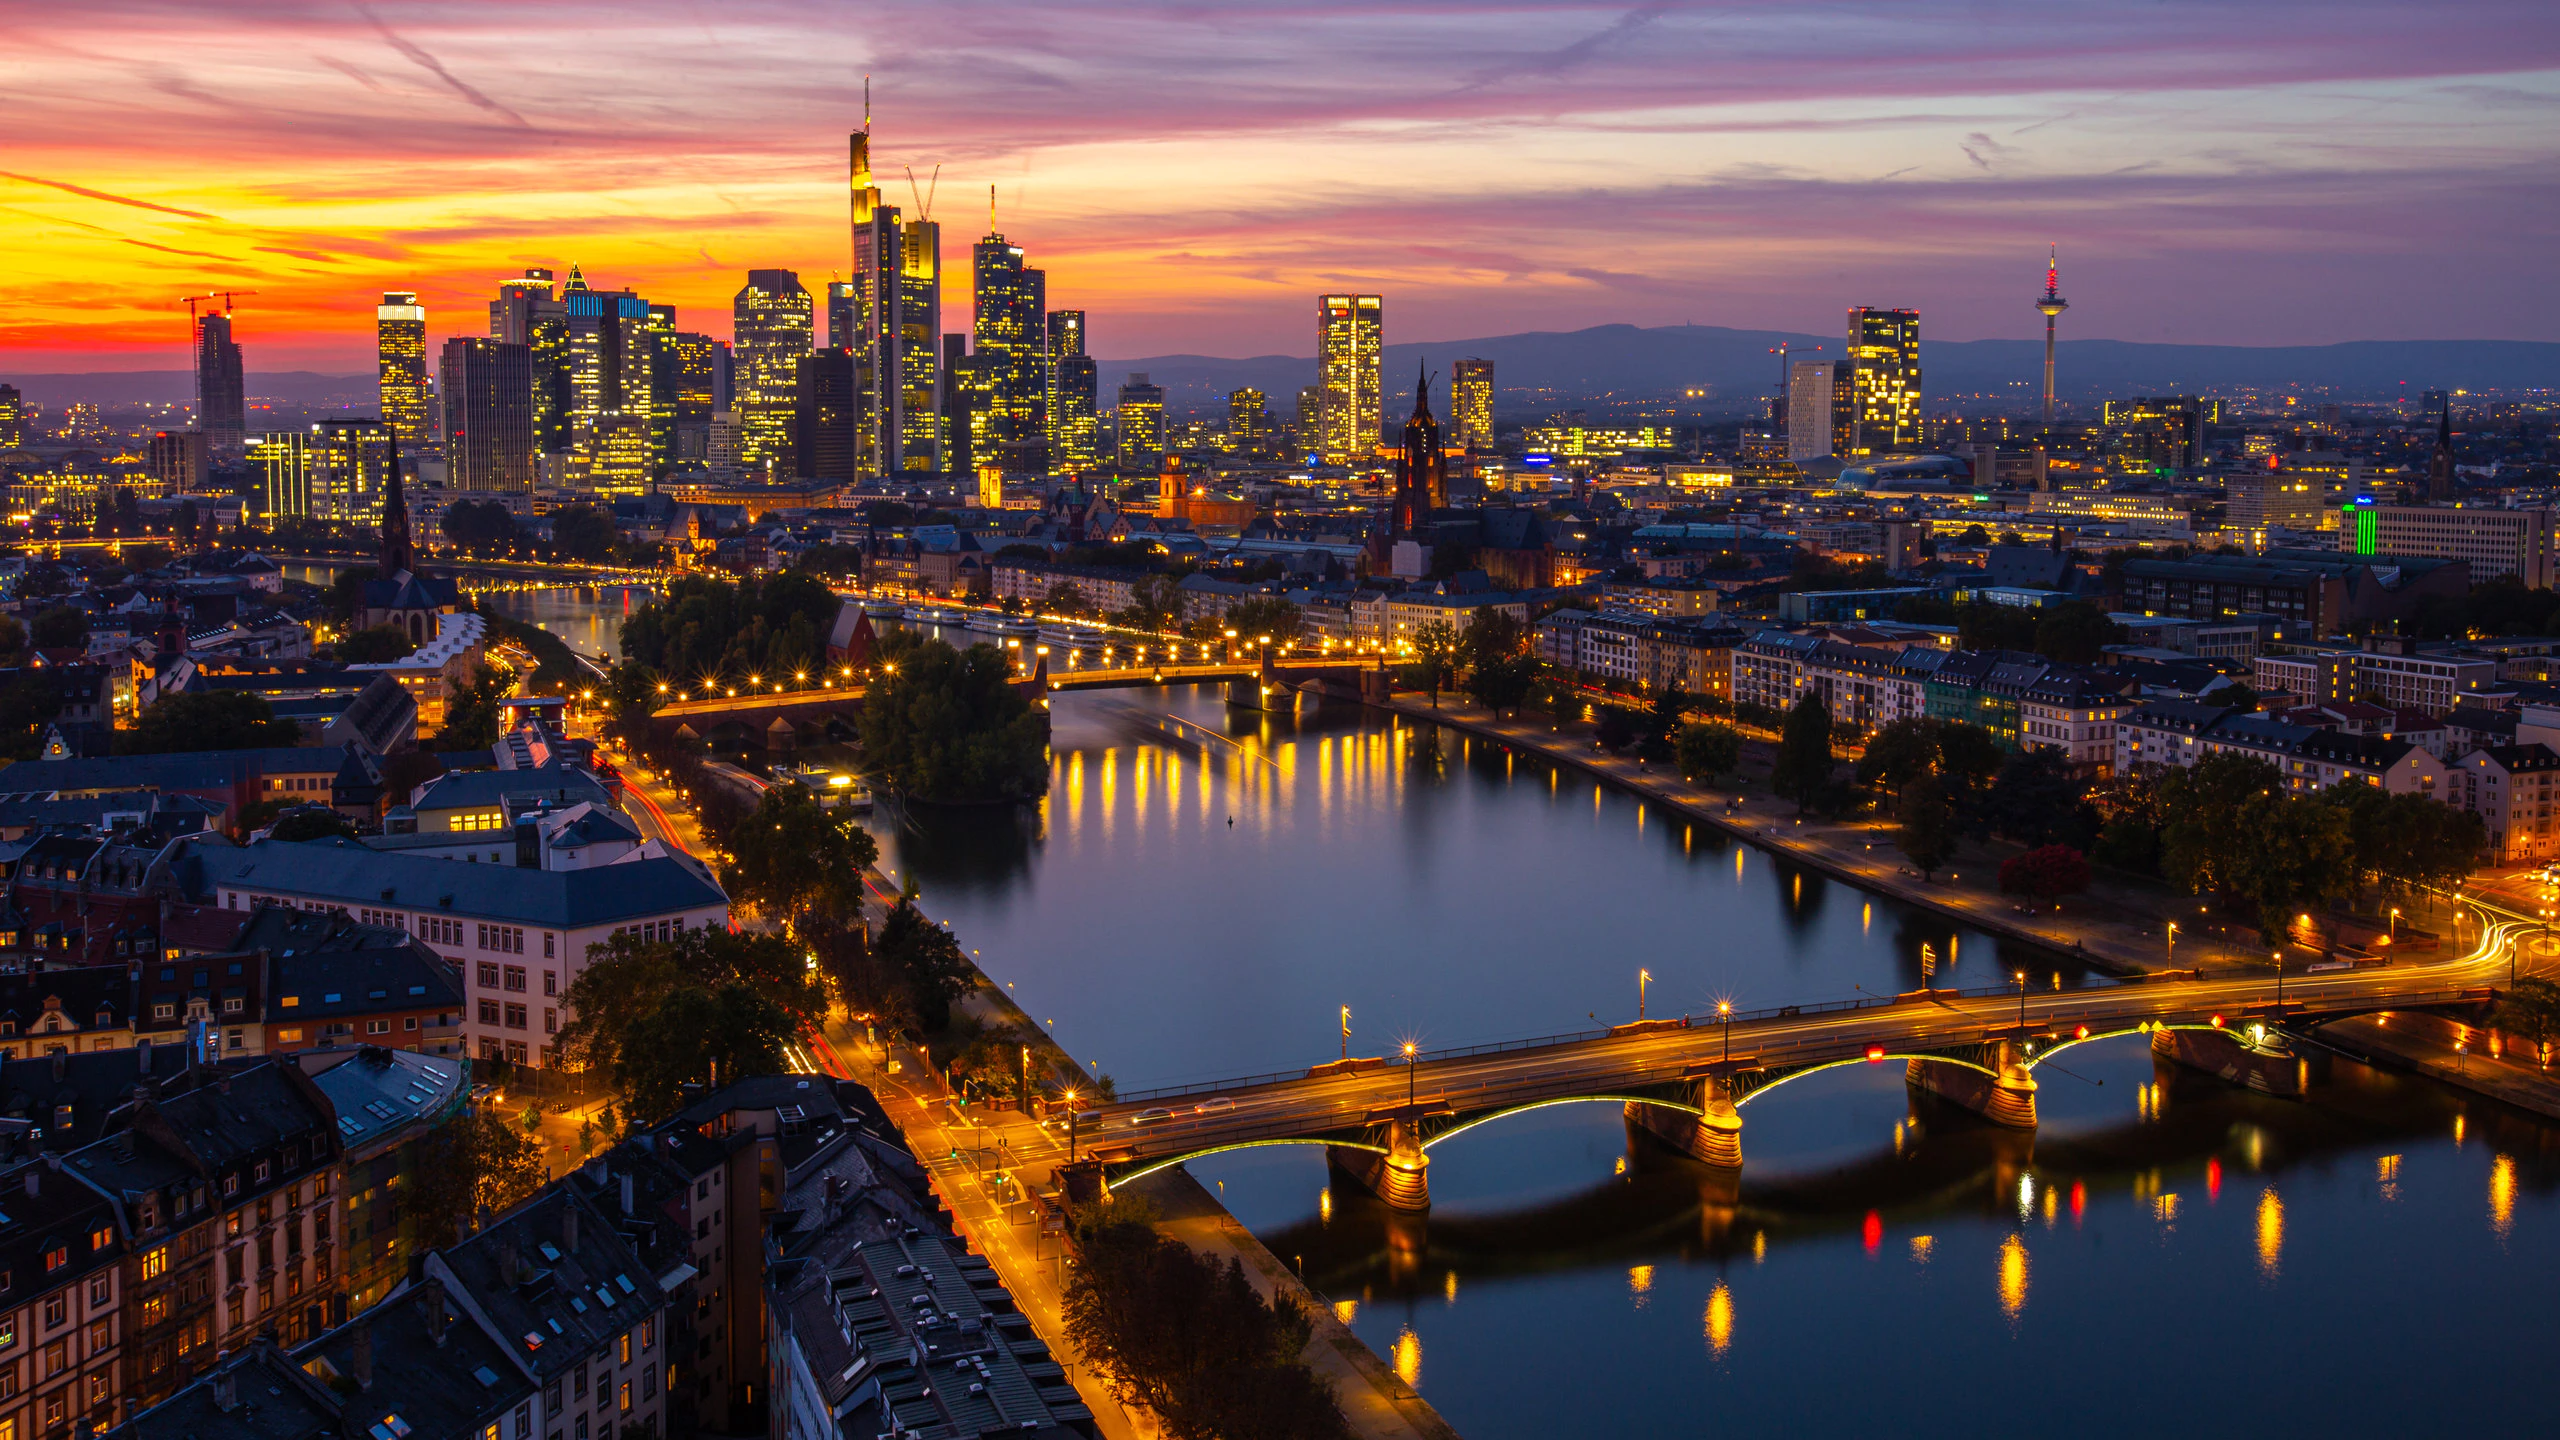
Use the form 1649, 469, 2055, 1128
294, 1279, 531, 1440
306, 1045, 468, 1154
409, 762, 611, 816
181, 837, 726, 929
1, 746, 354, 799
237, 907, 467, 1023
107, 1342, 340, 1440
542, 803, 642, 849
433, 1186, 667, 1384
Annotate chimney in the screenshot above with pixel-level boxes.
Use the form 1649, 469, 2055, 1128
619, 1173, 634, 1217
424, 1277, 451, 1347
498, 1235, 519, 1284
562, 1201, 578, 1253
351, 1321, 374, 1391
49, 1053, 64, 1083
211, 1371, 239, 1412
21, 1170, 36, 1198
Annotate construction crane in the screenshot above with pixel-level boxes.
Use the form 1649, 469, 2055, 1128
178, 290, 258, 331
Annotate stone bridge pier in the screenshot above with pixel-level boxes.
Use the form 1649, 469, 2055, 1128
1328, 1114, 1432, 1212
2151, 1024, 2307, 1097
1906, 1041, 2039, 1129
1625, 1077, 1745, 1170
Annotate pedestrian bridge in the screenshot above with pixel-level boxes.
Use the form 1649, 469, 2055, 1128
646, 656, 1381, 741
1068, 967, 2502, 1211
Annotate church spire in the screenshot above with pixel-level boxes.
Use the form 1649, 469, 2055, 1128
1411, 360, 1434, 419
379, 432, 415, 577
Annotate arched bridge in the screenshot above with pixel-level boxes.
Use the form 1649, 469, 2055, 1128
1069, 958, 2508, 1212
646, 654, 1381, 741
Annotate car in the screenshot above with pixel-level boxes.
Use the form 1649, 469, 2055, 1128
1130, 1107, 1176, 1126
1194, 1097, 1236, 1115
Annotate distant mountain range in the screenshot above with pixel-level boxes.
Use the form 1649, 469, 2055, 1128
1098, 325, 2560, 415
12, 325, 2557, 417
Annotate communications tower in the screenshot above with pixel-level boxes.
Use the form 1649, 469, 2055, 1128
2034, 245, 2068, 430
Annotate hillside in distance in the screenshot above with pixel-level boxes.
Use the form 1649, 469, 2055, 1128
1101, 324, 2560, 415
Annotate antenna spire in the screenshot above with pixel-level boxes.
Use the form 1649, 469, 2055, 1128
863, 74, 871, 135
989, 183, 997, 234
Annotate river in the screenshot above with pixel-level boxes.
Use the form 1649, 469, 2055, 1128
282, 562, 653, 661
445, 587, 2560, 1436
875, 685, 2560, 1440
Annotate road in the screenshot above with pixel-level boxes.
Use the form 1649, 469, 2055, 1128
1079, 916, 2524, 1172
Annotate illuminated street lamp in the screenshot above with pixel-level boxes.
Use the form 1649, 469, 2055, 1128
2015, 970, 2028, 1030
1403, 1041, 1418, 1106
1063, 1088, 1081, 1162
2273, 949, 2284, 1009
1718, 1000, 1733, 1062
2166, 921, 2178, 970
1638, 968, 1651, 1020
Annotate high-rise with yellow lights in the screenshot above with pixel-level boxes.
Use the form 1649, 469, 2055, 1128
1317, 295, 1383, 466
974, 203, 1047, 474
1450, 358, 1493, 453
1845, 306, 1920, 456
849, 113, 945, 476
733, 269, 812, 476
375, 291, 427, 447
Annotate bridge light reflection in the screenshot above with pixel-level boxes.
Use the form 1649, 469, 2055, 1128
2256, 1187, 2284, 1277
1628, 1264, 1654, 1303
1704, 1282, 1734, 1357
1909, 1235, 1934, 1263
2017, 1174, 2036, 1220
2491, 1154, 2517, 1239
1998, 1235, 2030, 1318
1861, 1211, 1883, 1254
1392, 1326, 1422, 1387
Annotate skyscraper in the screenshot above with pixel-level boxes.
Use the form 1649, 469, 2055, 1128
1116, 373, 1164, 468
848, 120, 946, 477
376, 291, 427, 446
557, 266, 653, 491
1052, 355, 1099, 471
310, 417, 393, 523
797, 349, 862, 481
247, 430, 309, 522
1228, 387, 1269, 458
1317, 295, 1382, 466
492, 270, 570, 456
440, 336, 536, 492
0, 384, 21, 448
1044, 310, 1086, 468
733, 269, 813, 476
651, 319, 717, 472
1845, 307, 1920, 456
194, 311, 246, 451
1786, 359, 1852, 462
1295, 386, 1322, 459
941, 334, 977, 481
974, 213, 1047, 473
1450, 359, 1493, 454
2034, 246, 2068, 431
146, 430, 208, 494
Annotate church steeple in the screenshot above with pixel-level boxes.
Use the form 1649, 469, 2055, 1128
379, 432, 415, 577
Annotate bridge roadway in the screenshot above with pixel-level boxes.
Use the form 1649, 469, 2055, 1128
646, 659, 1376, 733
1071, 915, 2525, 1206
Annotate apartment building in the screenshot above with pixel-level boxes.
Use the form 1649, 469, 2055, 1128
2115, 701, 2446, 795
2450, 745, 2560, 865
181, 839, 727, 1071
2341, 504, 2553, 587
0, 1157, 128, 1436
2020, 672, 2133, 775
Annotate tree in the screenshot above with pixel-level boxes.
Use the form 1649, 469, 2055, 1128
547, 503, 616, 561
1896, 775, 1957, 880
1984, 750, 2094, 849
1407, 619, 1460, 708
857, 636, 1050, 802
441, 498, 519, 553
617, 572, 840, 687
0, 614, 25, 664
437, 670, 511, 752
1854, 718, 1941, 795
1040, 581, 1088, 616
1114, 574, 1185, 634
1593, 706, 1638, 752
1956, 602, 2038, 653
27, 606, 87, 651
405, 1109, 545, 1251
871, 898, 977, 1033
2495, 977, 2560, 1069
2033, 602, 2121, 666
1221, 596, 1303, 647
2000, 844, 2092, 904
326, 566, 379, 624
1459, 609, 1536, 716
554, 927, 825, 1122
1676, 720, 1743, 785
719, 780, 879, 925
120, 691, 301, 754
1771, 693, 1834, 814
334, 623, 417, 664
0, 670, 64, 761
269, 806, 357, 842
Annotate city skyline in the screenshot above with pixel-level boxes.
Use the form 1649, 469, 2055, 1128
7, 1, 2559, 372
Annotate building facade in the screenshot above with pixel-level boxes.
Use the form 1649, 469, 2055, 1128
732, 270, 813, 477
1451, 358, 1494, 454
1845, 307, 1919, 456
1317, 295, 1383, 466
375, 292, 427, 446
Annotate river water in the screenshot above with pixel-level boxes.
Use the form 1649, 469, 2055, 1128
875, 686, 2560, 1440
442, 588, 2560, 1437
281, 562, 653, 661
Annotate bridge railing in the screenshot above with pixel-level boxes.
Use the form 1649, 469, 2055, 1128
1101, 977, 2495, 1109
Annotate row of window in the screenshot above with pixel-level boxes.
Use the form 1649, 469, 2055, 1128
477, 1001, 555, 1034
477, 964, 558, 995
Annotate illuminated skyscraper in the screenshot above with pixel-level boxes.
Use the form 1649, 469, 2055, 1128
1845, 307, 1920, 456
941, 334, 978, 481
1116, 373, 1164, 467
491, 270, 569, 455
310, 417, 393, 523
1295, 386, 1321, 458
248, 430, 309, 522
146, 430, 208, 495
1228, 387, 1269, 458
848, 119, 946, 476
440, 336, 536, 492
733, 269, 813, 475
1450, 359, 1493, 454
1053, 355, 1099, 471
797, 349, 862, 481
557, 267, 654, 493
1786, 359, 1853, 462
651, 317, 718, 472
0, 385, 28, 448
194, 311, 246, 451
1044, 309, 1086, 470
975, 203, 1048, 473
1317, 295, 1382, 466
376, 291, 427, 446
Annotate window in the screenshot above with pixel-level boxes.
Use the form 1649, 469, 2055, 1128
504, 966, 527, 992
367, 1019, 389, 1035
642, 1362, 655, 1400
618, 1379, 631, 1413
478, 1001, 501, 1026
151, 1003, 174, 1022
543, 1009, 556, 1033
140, 1294, 165, 1327
42, 1295, 62, 1327
544, 933, 556, 958
87, 1276, 107, 1306
86, 1319, 106, 1351
477, 924, 524, 955
477, 962, 500, 989
222, 996, 243, 1015
41, 1247, 65, 1274
274, 1027, 304, 1045
89, 1227, 111, 1252
504, 1004, 527, 1031
619, 1332, 631, 1364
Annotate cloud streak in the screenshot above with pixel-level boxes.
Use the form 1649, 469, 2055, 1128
360, 4, 531, 128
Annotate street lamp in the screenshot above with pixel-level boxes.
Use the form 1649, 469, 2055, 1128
1718, 1000, 1734, 1062
1063, 1088, 1081, 1162
2166, 921, 2178, 971
2015, 970, 2028, 1030
1638, 969, 1651, 1020
2273, 949, 2284, 1010
1340, 1006, 1351, 1061
1403, 1041, 1418, 1107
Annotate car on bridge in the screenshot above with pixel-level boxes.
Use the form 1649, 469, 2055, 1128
1130, 1107, 1177, 1126
1194, 1097, 1235, 1115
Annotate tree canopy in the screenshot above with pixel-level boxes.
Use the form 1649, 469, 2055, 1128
719, 780, 879, 925
120, 691, 301, 754
554, 927, 824, 1122
1772, 693, 1835, 813
27, 606, 87, 651
856, 634, 1049, 803
334, 623, 417, 664
547, 503, 616, 562
618, 572, 842, 687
